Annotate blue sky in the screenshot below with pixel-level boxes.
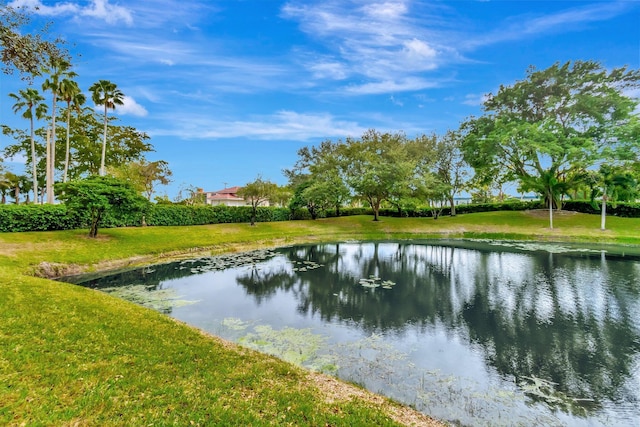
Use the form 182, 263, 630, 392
1, 0, 639, 199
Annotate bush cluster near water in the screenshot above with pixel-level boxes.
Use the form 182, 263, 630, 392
2, 200, 639, 232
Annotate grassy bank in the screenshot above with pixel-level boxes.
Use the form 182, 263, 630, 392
2, 212, 640, 426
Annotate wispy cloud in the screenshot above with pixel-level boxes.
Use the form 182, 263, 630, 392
150, 111, 367, 141
465, 1, 636, 48
346, 77, 441, 95
282, 0, 458, 93
461, 93, 489, 106
9, 0, 134, 25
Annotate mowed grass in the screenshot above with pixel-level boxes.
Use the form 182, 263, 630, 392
2, 211, 640, 426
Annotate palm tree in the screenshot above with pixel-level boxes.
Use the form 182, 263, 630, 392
89, 80, 124, 176
59, 79, 85, 182
9, 87, 48, 203
42, 57, 76, 202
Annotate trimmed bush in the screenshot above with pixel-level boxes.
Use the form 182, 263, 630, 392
7, 199, 640, 233
0, 204, 84, 232
563, 200, 640, 217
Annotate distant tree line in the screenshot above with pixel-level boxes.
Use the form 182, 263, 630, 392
284, 61, 640, 229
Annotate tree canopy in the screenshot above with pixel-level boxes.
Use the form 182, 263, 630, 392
56, 176, 148, 237
0, 2, 68, 77
237, 177, 279, 226
461, 60, 640, 227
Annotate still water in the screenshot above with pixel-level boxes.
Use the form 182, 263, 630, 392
66, 240, 640, 426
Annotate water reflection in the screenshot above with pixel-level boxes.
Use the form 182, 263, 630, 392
236, 242, 640, 419
67, 241, 640, 426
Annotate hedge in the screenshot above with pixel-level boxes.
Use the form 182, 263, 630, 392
3, 199, 640, 233
0, 204, 83, 232
0, 204, 293, 232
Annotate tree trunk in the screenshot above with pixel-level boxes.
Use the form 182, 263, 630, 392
63, 106, 71, 182
250, 204, 257, 226
30, 115, 38, 203
49, 94, 57, 202
89, 212, 101, 238
548, 195, 554, 229
371, 198, 380, 221
100, 104, 108, 176
46, 128, 53, 204
449, 196, 456, 216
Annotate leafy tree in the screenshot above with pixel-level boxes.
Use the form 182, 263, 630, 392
89, 80, 124, 176
288, 179, 334, 219
0, 2, 67, 77
8, 87, 47, 201
175, 184, 206, 206
433, 130, 468, 216
0, 170, 21, 203
59, 78, 85, 182
63, 108, 153, 179
110, 159, 172, 200
461, 61, 640, 228
286, 140, 351, 217
56, 176, 148, 238
18, 174, 32, 203
588, 165, 638, 230
340, 130, 416, 221
237, 176, 278, 226
42, 56, 76, 202
415, 172, 451, 219
269, 185, 292, 208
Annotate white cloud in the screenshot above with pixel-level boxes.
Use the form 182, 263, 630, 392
282, 1, 453, 93
81, 0, 133, 25
403, 38, 437, 60
8, 0, 79, 15
92, 96, 147, 116
117, 96, 148, 117
308, 61, 349, 80
346, 77, 440, 95
466, 1, 635, 48
389, 95, 403, 107
362, 1, 408, 20
150, 111, 367, 141
8, 0, 133, 25
462, 93, 489, 106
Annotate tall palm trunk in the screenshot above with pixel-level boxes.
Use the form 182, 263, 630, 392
29, 114, 38, 203
47, 95, 57, 203
63, 106, 71, 182
46, 128, 52, 203
100, 103, 108, 176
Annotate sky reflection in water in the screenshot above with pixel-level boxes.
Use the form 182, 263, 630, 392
72, 241, 640, 427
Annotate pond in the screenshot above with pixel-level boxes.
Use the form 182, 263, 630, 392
63, 240, 640, 426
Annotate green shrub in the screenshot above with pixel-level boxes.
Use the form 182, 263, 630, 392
0, 204, 84, 232
563, 200, 640, 217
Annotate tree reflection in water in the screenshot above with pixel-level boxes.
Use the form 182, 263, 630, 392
234, 242, 640, 421
71, 241, 640, 426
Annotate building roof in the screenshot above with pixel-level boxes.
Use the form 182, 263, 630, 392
211, 186, 241, 195
205, 186, 243, 202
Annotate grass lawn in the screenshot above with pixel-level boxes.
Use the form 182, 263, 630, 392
2, 211, 640, 426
